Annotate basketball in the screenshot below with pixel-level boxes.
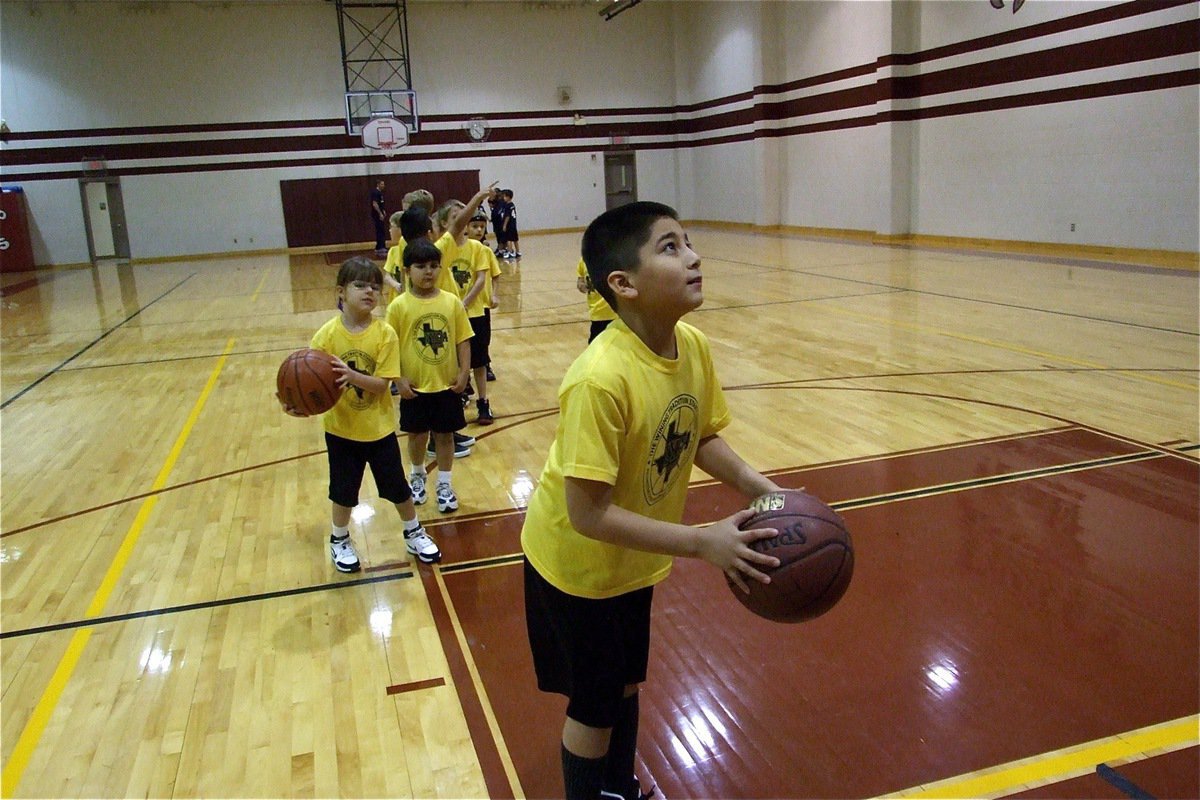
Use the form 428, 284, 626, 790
728, 490, 854, 623
276, 348, 342, 416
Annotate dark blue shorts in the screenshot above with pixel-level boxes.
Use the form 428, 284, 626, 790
523, 557, 653, 728
398, 388, 466, 433
325, 432, 412, 507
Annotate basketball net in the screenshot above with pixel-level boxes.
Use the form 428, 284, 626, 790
362, 116, 409, 158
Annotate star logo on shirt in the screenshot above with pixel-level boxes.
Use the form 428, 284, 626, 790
644, 394, 699, 504
413, 314, 451, 364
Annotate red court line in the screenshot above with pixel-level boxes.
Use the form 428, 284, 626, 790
385, 677, 446, 696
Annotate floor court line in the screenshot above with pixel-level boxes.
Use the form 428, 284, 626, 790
874, 714, 1199, 799
0, 337, 235, 796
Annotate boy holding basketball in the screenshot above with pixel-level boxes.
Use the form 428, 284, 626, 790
280, 256, 441, 570
385, 238, 474, 513
521, 202, 782, 799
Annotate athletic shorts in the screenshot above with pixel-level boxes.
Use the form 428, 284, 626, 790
398, 389, 466, 434
469, 310, 491, 369
523, 557, 653, 728
325, 432, 412, 507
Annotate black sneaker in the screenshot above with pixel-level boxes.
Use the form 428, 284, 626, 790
476, 399, 495, 426
485, 365, 496, 381
427, 436, 472, 459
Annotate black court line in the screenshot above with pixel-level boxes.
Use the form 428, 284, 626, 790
0, 569, 414, 641
0, 272, 196, 410
1097, 763, 1157, 800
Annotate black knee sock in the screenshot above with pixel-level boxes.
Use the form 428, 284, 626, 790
603, 692, 640, 799
562, 744, 606, 800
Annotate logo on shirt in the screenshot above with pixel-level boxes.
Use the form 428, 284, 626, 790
644, 394, 698, 505
340, 349, 375, 410
451, 258, 472, 291
413, 314, 450, 364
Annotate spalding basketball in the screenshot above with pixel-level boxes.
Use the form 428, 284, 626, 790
276, 348, 342, 416
728, 490, 854, 623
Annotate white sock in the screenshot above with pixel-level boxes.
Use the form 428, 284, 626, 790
403, 517, 422, 534
437, 471, 452, 488
411, 465, 427, 479
331, 525, 350, 540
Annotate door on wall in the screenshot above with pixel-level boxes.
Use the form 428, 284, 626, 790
80, 178, 130, 261
604, 152, 637, 210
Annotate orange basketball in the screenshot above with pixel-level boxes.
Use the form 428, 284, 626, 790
276, 348, 342, 416
728, 490, 854, 623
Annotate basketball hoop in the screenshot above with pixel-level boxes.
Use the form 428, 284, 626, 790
362, 116, 409, 158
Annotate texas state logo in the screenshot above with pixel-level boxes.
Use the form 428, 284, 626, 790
339, 349, 376, 410
412, 313, 451, 365
643, 394, 698, 505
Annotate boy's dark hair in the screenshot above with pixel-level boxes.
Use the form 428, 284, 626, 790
581, 201, 678, 311
403, 238, 442, 268
501, 189, 514, 199
337, 255, 383, 287
399, 206, 433, 242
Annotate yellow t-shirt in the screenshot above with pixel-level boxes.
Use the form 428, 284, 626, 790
437, 232, 469, 298
385, 289, 473, 393
383, 239, 407, 304
310, 315, 400, 442
464, 239, 497, 319
577, 258, 617, 322
520, 318, 731, 599
384, 238, 407, 282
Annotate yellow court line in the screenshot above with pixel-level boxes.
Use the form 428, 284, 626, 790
876, 713, 1199, 799
250, 267, 270, 302
1, 337, 237, 797
823, 304, 1195, 392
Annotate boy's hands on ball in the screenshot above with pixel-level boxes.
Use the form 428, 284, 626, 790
698, 508, 780, 594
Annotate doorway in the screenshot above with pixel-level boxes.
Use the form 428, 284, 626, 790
603, 152, 637, 210
80, 178, 130, 261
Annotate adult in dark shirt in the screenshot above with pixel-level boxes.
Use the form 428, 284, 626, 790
370, 179, 387, 254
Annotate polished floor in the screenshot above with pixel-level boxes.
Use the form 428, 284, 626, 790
1, 228, 1197, 798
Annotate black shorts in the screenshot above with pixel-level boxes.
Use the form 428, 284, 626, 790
469, 310, 491, 369
505, 223, 519, 240
398, 389, 466, 434
325, 432, 412, 507
523, 557, 653, 728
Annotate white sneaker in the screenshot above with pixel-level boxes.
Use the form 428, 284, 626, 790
330, 536, 361, 572
410, 474, 427, 504
404, 525, 442, 564
436, 484, 459, 513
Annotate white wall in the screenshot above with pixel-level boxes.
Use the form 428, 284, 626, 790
1, 0, 1196, 264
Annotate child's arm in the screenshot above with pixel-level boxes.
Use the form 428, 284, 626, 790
565, 476, 780, 593
461, 269, 487, 310
383, 272, 404, 294
331, 357, 390, 396
576, 276, 589, 294
451, 340, 471, 393
393, 375, 417, 399
693, 434, 781, 498
449, 182, 500, 241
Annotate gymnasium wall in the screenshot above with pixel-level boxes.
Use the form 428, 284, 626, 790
1, 0, 1196, 267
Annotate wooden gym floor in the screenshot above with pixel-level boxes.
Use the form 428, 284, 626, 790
1, 227, 1196, 798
